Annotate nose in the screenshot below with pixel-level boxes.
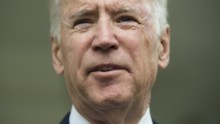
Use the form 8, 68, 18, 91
92, 18, 119, 52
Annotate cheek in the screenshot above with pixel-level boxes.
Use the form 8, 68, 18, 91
115, 28, 158, 89
115, 28, 150, 62
61, 30, 94, 66
60, 33, 93, 99
61, 30, 97, 86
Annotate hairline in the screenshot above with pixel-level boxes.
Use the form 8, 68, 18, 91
49, 0, 168, 42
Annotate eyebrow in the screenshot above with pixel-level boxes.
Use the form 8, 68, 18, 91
110, 7, 139, 16
68, 9, 97, 20
67, 6, 141, 21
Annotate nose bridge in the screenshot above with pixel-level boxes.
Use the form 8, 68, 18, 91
96, 13, 113, 40
92, 11, 119, 51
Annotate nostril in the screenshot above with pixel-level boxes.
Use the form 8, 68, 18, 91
93, 43, 118, 51
92, 32, 119, 52
111, 45, 118, 50
93, 46, 100, 51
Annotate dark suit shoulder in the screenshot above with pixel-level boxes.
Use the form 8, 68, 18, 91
60, 112, 70, 124
153, 119, 159, 124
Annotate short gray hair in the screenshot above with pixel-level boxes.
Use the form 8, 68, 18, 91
49, 0, 168, 41
49, 0, 60, 41
152, 0, 169, 37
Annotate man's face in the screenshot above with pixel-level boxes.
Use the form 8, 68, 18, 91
52, 0, 170, 109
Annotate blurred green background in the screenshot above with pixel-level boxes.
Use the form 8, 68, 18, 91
1, 0, 220, 124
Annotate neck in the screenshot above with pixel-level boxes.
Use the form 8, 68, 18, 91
72, 93, 151, 124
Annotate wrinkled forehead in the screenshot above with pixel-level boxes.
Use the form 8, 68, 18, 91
60, 0, 153, 16
61, 0, 153, 5
61, 0, 153, 11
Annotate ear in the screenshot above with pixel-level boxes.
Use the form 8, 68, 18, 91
51, 37, 64, 75
158, 25, 170, 69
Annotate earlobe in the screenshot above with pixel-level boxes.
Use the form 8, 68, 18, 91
51, 37, 64, 75
158, 26, 170, 69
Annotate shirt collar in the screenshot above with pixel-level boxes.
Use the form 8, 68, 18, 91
70, 105, 153, 124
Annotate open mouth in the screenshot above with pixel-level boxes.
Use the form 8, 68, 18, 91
87, 64, 127, 74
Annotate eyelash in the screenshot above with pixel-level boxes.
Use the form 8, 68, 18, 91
73, 18, 93, 27
72, 15, 138, 28
116, 15, 138, 23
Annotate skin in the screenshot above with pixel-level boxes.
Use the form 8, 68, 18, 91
51, 0, 170, 124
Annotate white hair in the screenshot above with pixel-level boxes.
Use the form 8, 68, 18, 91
49, 0, 168, 41
152, 0, 169, 37
49, 0, 60, 41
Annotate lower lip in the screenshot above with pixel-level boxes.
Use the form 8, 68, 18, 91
90, 70, 126, 77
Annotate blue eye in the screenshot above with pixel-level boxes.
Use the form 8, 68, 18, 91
74, 18, 93, 26
117, 16, 137, 23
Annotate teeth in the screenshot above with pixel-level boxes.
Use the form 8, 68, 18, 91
98, 66, 114, 72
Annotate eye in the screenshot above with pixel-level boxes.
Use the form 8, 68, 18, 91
73, 18, 93, 27
116, 15, 138, 23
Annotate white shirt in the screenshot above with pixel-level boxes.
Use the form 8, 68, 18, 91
69, 105, 153, 124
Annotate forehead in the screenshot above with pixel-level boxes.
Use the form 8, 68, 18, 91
61, 0, 152, 14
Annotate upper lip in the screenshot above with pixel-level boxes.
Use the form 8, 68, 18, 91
87, 64, 128, 74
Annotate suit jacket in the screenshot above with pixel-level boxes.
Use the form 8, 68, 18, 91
60, 112, 159, 124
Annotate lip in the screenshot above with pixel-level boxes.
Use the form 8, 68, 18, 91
87, 64, 128, 75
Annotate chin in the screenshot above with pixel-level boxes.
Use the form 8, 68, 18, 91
81, 72, 137, 110
88, 87, 134, 110
93, 97, 133, 110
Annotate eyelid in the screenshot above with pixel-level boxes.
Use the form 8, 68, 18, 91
74, 18, 93, 26
119, 15, 136, 21
72, 16, 96, 29
115, 14, 140, 23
